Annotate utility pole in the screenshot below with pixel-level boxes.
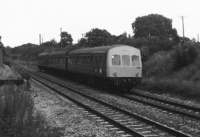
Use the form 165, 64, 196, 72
39, 34, 41, 45
60, 28, 62, 47
42, 36, 43, 44
198, 34, 199, 42
181, 16, 185, 39
179, 15, 186, 44
60, 28, 62, 39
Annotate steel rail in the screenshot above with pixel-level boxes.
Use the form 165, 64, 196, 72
14, 62, 192, 137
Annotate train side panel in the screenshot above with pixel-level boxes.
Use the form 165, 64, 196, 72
37, 52, 49, 70
48, 51, 69, 71
68, 53, 93, 75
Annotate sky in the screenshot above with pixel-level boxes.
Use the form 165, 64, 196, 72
0, 0, 200, 47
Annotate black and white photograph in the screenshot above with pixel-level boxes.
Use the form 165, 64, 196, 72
0, 0, 200, 136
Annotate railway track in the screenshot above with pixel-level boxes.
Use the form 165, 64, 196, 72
13, 62, 192, 137
116, 92, 200, 120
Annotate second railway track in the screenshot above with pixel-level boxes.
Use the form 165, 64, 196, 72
116, 92, 200, 120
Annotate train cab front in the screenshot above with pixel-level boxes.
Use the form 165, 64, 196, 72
106, 45, 142, 91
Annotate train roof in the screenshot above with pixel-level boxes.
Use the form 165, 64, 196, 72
49, 50, 70, 56
48, 46, 83, 57
68, 45, 131, 55
38, 45, 138, 57
37, 52, 49, 57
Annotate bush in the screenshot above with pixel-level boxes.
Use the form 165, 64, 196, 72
172, 41, 198, 70
140, 46, 149, 62
139, 77, 200, 99
0, 84, 64, 137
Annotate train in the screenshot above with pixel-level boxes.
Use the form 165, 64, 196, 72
37, 44, 142, 91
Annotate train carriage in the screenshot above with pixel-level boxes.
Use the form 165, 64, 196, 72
37, 44, 142, 91
37, 52, 49, 70
48, 50, 69, 71
68, 45, 142, 90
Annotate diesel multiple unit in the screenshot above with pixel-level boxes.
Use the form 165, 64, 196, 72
37, 45, 142, 91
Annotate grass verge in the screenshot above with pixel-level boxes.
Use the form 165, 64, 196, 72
139, 50, 200, 102
138, 78, 200, 100
0, 84, 64, 137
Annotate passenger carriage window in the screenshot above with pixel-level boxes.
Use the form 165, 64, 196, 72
71, 56, 73, 64
99, 56, 103, 66
112, 55, 121, 66
71, 57, 73, 64
96, 56, 100, 66
76, 56, 79, 64
79, 56, 82, 64
122, 55, 130, 66
94, 56, 97, 66
78, 56, 81, 64
132, 55, 140, 66
73, 56, 76, 64
83, 56, 86, 65
88, 56, 91, 64
81, 56, 83, 64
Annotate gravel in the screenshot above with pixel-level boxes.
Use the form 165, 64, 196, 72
65, 84, 200, 136
29, 71, 200, 136
31, 80, 121, 137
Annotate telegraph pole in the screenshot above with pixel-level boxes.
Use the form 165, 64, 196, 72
60, 28, 62, 39
179, 16, 186, 44
60, 28, 62, 47
181, 16, 185, 39
39, 34, 41, 45
42, 36, 43, 44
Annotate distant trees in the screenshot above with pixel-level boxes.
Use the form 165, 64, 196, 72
83, 28, 113, 47
60, 32, 73, 47
77, 28, 138, 47
132, 14, 180, 42
42, 40, 57, 47
7, 14, 189, 62
77, 38, 87, 47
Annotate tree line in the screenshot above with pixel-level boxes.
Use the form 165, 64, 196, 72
44, 14, 181, 48
5, 14, 200, 62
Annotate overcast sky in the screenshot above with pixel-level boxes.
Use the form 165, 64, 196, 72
0, 0, 200, 47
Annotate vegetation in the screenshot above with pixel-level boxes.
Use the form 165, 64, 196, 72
139, 41, 200, 100
0, 65, 17, 79
60, 31, 73, 47
78, 28, 114, 47
172, 41, 198, 70
0, 65, 64, 136
132, 14, 180, 42
0, 84, 64, 137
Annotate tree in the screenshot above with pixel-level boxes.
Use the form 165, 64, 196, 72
84, 28, 113, 47
132, 14, 180, 42
173, 41, 198, 70
60, 32, 73, 47
77, 38, 87, 47
116, 32, 128, 44
49, 39, 57, 45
